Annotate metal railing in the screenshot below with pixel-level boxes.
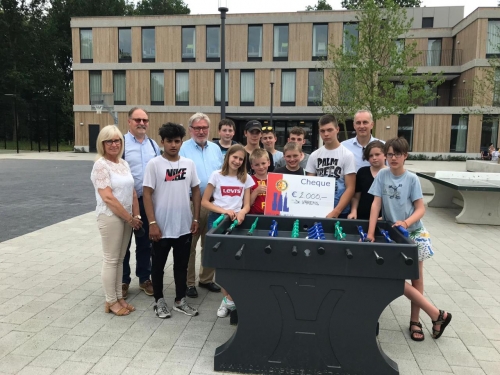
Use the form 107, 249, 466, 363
419, 88, 472, 107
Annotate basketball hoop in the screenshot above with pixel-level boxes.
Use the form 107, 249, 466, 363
94, 105, 103, 115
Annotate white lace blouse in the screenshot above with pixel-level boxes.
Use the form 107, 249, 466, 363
90, 157, 134, 217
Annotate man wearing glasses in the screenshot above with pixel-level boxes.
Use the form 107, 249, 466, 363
122, 107, 161, 298
180, 113, 223, 298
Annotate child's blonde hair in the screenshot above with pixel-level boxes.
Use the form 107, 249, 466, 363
283, 142, 302, 155
221, 144, 248, 182
249, 148, 269, 164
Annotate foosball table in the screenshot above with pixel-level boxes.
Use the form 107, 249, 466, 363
204, 215, 418, 375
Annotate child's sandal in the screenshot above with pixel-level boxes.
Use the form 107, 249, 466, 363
409, 321, 425, 342
431, 310, 452, 339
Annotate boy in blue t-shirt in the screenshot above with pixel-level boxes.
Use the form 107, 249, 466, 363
367, 137, 452, 342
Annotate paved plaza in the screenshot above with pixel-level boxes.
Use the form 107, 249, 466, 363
0, 152, 499, 375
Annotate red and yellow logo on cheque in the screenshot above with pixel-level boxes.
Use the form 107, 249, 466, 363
275, 179, 289, 192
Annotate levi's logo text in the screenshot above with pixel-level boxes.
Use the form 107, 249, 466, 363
165, 168, 187, 182
221, 186, 243, 197
316, 158, 342, 179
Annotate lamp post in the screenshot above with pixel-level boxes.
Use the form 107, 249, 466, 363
270, 68, 275, 128
218, 0, 228, 119
4, 94, 19, 154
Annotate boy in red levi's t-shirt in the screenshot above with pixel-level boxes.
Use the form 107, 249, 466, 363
249, 149, 270, 215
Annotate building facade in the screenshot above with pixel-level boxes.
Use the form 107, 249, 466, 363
71, 6, 500, 154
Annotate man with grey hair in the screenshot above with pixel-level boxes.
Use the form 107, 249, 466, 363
341, 109, 383, 171
180, 113, 223, 298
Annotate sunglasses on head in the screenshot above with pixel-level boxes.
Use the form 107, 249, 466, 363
262, 126, 273, 131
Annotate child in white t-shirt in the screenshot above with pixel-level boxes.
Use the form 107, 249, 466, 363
202, 144, 253, 320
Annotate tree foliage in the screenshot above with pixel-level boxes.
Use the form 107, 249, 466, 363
305, 0, 332, 11
321, 0, 442, 135
341, 0, 421, 9
0, 0, 190, 147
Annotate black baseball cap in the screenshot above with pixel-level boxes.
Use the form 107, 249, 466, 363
245, 120, 262, 132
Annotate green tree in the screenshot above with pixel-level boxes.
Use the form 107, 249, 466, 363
305, 0, 332, 11
321, 0, 442, 135
134, 0, 190, 15
341, 0, 421, 8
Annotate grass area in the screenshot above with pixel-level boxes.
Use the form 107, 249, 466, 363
0, 140, 74, 152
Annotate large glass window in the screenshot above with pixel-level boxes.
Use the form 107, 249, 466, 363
142, 28, 155, 62
427, 39, 441, 66
176, 71, 189, 105
450, 115, 468, 152
80, 29, 93, 62
89, 71, 102, 103
118, 28, 131, 63
308, 70, 323, 106
113, 71, 126, 105
240, 70, 255, 106
481, 115, 499, 149
312, 24, 328, 60
398, 114, 414, 151
151, 71, 164, 105
422, 17, 434, 28
273, 25, 289, 61
206, 26, 220, 61
215, 71, 229, 105
281, 70, 296, 106
343, 23, 358, 54
248, 25, 263, 61
182, 27, 196, 61
487, 20, 500, 57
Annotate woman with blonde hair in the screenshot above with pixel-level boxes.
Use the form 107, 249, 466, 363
90, 125, 142, 316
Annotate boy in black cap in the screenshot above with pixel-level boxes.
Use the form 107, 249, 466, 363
243, 120, 275, 175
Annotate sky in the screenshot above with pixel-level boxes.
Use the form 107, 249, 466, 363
180, 0, 497, 17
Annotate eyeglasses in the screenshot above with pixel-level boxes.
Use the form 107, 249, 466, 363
131, 118, 149, 124
262, 126, 273, 131
104, 139, 122, 146
190, 126, 209, 132
386, 152, 403, 159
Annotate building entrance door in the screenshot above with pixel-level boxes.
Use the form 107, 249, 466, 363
88, 124, 100, 153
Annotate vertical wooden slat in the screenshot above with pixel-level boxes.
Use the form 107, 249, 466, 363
190, 70, 214, 106
94, 28, 118, 63
131, 27, 142, 63
102, 71, 113, 94
289, 23, 312, 61
164, 70, 175, 106
196, 25, 206, 63
229, 69, 240, 107
262, 24, 273, 62
295, 69, 308, 107
74, 71, 89, 105
466, 114, 482, 153
72, 28, 80, 63
156, 26, 181, 62
413, 114, 451, 152
226, 25, 247, 62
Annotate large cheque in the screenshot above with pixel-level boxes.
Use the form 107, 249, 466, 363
264, 172, 335, 217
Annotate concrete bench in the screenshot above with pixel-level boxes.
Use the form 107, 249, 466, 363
416, 171, 500, 225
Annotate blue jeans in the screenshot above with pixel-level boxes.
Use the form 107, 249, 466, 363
207, 212, 221, 231
123, 197, 152, 284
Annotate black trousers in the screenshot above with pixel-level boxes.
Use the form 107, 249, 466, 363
151, 233, 192, 302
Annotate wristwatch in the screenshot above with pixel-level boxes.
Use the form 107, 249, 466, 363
134, 215, 141, 220
193, 219, 199, 223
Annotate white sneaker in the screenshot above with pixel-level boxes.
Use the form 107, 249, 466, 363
217, 297, 235, 318
173, 297, 199, 316
154, 298, 171, 319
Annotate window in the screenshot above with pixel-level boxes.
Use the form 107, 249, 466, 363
206, 26, 220, 61
240, 70, 255, 106
151, 71, 164, 105
118, 28, 131, 63
427, 39, 442, 66
182, 27, 196, 61
424, 84, 438, 106
450, 115, 468, 152
281, 70, 296, 106
308, 70, 323, 106
488, 20, 500, 57
176, 71, 189, 105
273, 25, 289, 61
398, 114, 414, 151
422, 17, 434, 28
80, 29, 93, 63
481, 115, 499, 149
343, 23, 358, 54
312, 24, 328, 60
89, 71, 102, 103
142, 28, 155, 62
113, 71, 126, 105
215, 70, 229, 105
248, 25, 263, 61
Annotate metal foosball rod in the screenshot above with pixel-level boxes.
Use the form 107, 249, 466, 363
373, 250, 385, 265
264, 245, 272, 254
378, 227, 395, 243
247, 217, 259, 236
235, 244, 245, 260
212, 241, 221, 252
345, 248, 353, 259
224, 219, 239, 235
291, 246, 298, 256
401, 252, 414, 265
212, 214, 226, 229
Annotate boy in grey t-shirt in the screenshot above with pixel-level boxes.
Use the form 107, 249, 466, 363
367, 137, 451, 343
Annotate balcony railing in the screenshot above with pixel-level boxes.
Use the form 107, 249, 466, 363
418, 88, 472, 107
412, 49, 463, 66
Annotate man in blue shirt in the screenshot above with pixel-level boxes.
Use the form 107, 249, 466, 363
341, 110, 383, 171
122, 107, 160, 298
180, 113, 223, 298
